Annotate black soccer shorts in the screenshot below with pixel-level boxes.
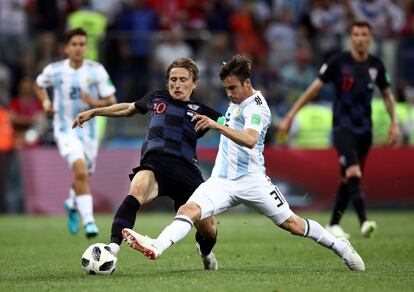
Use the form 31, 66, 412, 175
333, 129, 372, 175
129, 151, 204, 211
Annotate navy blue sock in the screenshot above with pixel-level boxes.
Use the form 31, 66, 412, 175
347, 177, 367, 224
330, 182, 350, 225
110, 195, 140, 245
195, 230, 217, 256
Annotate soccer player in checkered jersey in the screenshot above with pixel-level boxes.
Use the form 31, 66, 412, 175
121, 54, 366, 271
279, 21, 400, 239
34, 28, 117, 238
73, 58, 221, 270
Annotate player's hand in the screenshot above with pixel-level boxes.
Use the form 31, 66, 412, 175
72, 110, 94, 128
192, 114, 217, 131
42, 99, 54, 116
278, 115, 293, 135
387, 122, 400, 146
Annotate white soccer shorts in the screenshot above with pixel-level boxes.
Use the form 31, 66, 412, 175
55, 133, 98, 174
189, 172, 293, 225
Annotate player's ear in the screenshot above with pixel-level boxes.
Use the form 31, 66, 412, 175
243, 78, 252, 88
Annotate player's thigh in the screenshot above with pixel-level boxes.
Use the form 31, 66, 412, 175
356, 132, 372, 172
333, 130, 359, 174
189, 177, 237, 220
240, 174, 293, 225
55, 134, 86, 169
129, 170, 159, 204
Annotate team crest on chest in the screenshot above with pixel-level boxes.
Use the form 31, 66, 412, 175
187, 104, 200, 111
368, 68, 378, 81
232, 108, 241, 117
186, 104, 200, 117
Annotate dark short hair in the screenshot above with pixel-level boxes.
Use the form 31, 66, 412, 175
219, 54, 252, 84
349, 20, 373, 34
65, 27, 88, 44
166, 58, 199, 82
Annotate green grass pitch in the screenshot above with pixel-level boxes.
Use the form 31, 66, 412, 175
0, 211, 413, 292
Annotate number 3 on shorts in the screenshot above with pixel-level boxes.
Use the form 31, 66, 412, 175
269, 187, 285, 207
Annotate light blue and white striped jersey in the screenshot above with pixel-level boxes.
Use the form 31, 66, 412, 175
211, 90, 271, 179
36, 59, 115, 140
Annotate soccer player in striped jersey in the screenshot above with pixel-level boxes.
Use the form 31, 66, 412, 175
122, 55, 366, 271
279, 21, 400, 239
34, 28, 117, 238
73, 58, 221, 270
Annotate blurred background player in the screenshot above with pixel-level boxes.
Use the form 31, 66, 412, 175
34, 28, 117, 238
122, 55, 365, 272
279, 21, 400, 239
73, 58, 221, 270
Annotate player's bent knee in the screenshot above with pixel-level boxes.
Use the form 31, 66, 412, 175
279, 216, 305, 236
345, 165, 361, 178
177, 202, 201, 221
74, 169, 89, 182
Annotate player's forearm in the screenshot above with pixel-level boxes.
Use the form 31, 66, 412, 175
33, 84, 50, 105
216, 124, 258, 149
88, 95, 117, 108
90, 102, 135, 118
286, 79, 322, 119
383, 89, 398, 124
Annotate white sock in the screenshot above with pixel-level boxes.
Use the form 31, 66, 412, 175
155, 215, 194, 253
108, 243, 120, 256
75, 194, 95, 225
66, 188, 76, 209
304, 219, 346, 255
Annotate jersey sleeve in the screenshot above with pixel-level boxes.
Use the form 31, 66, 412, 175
243, 101, 270, 134
96, 65, 116, 98
375, 59, 391, 90
200, 104, 222, 122
36, 64, 54, 88
318, 54, 340, 84
195, 103, 222, 138
134, 90, 155, 114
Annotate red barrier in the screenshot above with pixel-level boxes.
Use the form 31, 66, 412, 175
19, 146, 414, 214
19, 147, 140, 214
197, 147, 414, 210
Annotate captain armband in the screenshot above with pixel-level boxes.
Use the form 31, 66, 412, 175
216, 116, 226, 125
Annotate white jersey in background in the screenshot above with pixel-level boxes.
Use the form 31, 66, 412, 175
211, 90, 271, 179
36, 59, 115, 171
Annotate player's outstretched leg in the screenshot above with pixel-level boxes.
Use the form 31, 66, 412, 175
123, 214, 195, 260
336, 237, 365, 271
303, 219, 365, 271
122, 228, 162, 259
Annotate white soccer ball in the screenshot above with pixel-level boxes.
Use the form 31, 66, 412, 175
81, 243, 117, 275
